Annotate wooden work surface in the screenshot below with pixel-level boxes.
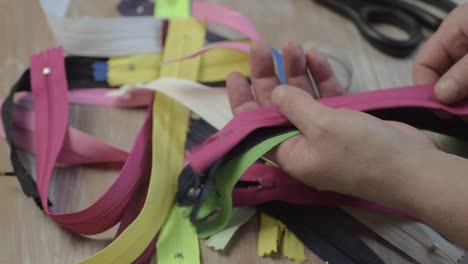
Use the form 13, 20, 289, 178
0, 0, 465, 263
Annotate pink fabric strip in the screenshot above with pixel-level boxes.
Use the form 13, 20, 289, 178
192, 1, 260, 40
49, 107, 152, 234
160, 1, 257, 64
187, 84, 468, 170
16, 89, 153, 108
0, 98, 129, 165
29, 47, 153, 234
113, 127, 156, 264
31, 47, 70, 211
188, 107, 291, 173
0, 88, 150, 166
319, 84, 468, 115
160, 42, 251, 64
234, 163, 412, 217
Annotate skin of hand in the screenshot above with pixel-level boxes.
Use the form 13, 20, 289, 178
414, 3, 468, 104
227, 41, 468, 248
227, 40, 433, 204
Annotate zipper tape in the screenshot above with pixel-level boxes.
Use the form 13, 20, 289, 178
155, 0, 191, 18
29, 47, 156, 235
233, 163, 409, 215
195, 130, 301, 238
344, 208, 465, 264
39, 1, 259, 56
282, 227, 306, 264
4, 97, 129, 165
107, 45, 250, 86
15, 88, 154, 108
260, 202, 384, 264
156, 206, 199, 263
206, 207, 256, 251
257, 212, 306, 263
153, 17, 205, 264
258, 212, 283, 256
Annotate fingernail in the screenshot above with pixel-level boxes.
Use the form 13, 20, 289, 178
435, 78, 463, 104
272, 85, 288, 104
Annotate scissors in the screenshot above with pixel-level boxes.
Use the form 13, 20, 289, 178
315, 0, 457, 57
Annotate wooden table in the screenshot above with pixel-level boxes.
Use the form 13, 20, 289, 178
0, 0, 464, 263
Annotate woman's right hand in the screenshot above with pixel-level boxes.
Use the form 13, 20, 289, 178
414, 3, 468, 104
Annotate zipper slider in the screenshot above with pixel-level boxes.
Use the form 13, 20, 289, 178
257, 177, 274, 190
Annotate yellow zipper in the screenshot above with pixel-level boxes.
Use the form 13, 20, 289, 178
258, 213, 305, 263
107, 46, 250, 86
154, 18, 205, 264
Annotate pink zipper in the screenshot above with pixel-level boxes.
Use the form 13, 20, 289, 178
188, 106, 291, 173
233, 163, 413, 217
29, 47, 152, 234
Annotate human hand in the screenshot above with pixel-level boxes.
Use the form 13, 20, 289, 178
414, 4, 468, 104
227, 41, 435, 206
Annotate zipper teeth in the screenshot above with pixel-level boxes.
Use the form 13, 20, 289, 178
42, 50, 54, 210
399, 226, 455, 263
39, 50, 52, 211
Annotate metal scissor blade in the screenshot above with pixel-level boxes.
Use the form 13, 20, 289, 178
307, 68, 321, 99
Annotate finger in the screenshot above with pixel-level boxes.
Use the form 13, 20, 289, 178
413, 33, 452, 85
413, 17, 468, 85
282, 41, 313, 93
250, 41, 280, 107
434, 53, 468, 104
272, 85, 334, 137
226, 72, 260, 115
306, 49, 344, 97
271, 134, 313, 179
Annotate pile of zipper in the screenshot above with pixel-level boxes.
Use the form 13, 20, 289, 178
1, 0, 466, 263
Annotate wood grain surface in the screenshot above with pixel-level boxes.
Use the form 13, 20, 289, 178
0, 0, 465, 263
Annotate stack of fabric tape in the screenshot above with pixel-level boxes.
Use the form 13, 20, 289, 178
1, 0, 467, 263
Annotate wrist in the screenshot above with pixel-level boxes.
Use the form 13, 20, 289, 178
385, 147, 458, 216
359, 145, 440, 212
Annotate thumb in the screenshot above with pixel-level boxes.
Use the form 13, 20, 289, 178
272, 85, 333, 136
434, 54, 468, 104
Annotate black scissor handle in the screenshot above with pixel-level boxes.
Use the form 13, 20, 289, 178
373, 0, 442, 31
356, 5, 423, 57
316, 0, 424, 57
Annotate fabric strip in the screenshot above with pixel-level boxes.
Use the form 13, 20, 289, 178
154, 18, 205, 264
206, 207, 256, 251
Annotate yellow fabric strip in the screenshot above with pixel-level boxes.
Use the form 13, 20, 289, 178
258, 213, 306, 263
282, 228, 306, 264
257, 213, 282, 256
74, 18, 204, 264
154, 18, 205, 264
107, 44, 250, 86
108, 53, 161, 86
75, 108, 174, 263
198, 44, 250, 82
